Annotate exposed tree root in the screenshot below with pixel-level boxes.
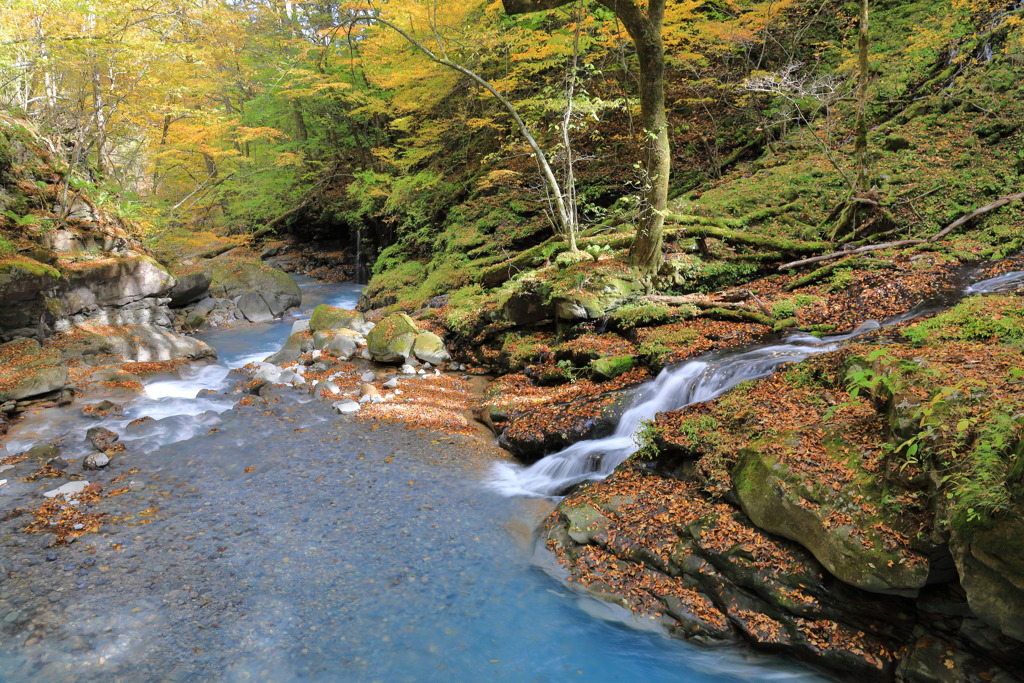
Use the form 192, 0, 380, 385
665, 214, 830, 257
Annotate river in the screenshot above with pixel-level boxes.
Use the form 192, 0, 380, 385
0, 277, 825, 681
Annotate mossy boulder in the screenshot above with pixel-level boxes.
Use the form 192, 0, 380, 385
591, 355, 635, 381
366, 312, 420, 363
411, 331, 450, 365
552, 278, 640, 322
265, 331, 312, 365
733, 447, 930, 596
502, 287, 551, 326
309, 304, 364, 333
0, 338, 67, 401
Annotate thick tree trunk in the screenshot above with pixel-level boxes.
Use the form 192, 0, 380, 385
503, 0, 670, 277
626, 11, 668, 277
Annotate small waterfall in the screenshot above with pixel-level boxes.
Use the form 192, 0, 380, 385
964, 269, 1024, 294
490, 267, 1024, 498
354, 229, 368, 284
491, 321, 880, 497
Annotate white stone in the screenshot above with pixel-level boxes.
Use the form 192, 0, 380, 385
333, 400, 361, 414
253, 363, 282, 384
360, 371, 376, 382
44, 481, 90, 499
400, 364, 416, 375
383, 378, 399, 389
291, 319, 311, 335
315, 381, 341, 395
83, 452, 110, 470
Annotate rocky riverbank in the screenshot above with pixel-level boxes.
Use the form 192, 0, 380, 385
432, 256, 1024, 681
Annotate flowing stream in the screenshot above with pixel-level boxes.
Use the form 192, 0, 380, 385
491, 268, 1024, 498
0, 277, 825, 682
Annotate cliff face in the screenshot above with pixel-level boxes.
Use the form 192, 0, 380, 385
0, 116, 214, 426
0, 116, 181, 343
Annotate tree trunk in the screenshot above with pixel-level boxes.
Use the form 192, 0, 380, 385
854, 0, 870, 193
625, 5, 668, 277
502, 0, 670, 277
291, 100, 308, 142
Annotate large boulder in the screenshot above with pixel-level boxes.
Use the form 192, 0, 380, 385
0, 257, 63, 340
207, 261, 300, 318
733, 447, 930, 597
366, 312, 420, 363
0, 338, 68, 402
411, 332, 450, 365
235, 291, 275, 323
51, 255, 175, 317
167, 271, 212, 307
57, 324, 216, 364
309, 304, 364, 333
0, 254, 182, 342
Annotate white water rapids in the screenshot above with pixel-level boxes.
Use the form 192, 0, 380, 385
491, 268, 1024, 498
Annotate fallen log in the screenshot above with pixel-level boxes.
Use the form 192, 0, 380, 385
780, 191, 1024, 270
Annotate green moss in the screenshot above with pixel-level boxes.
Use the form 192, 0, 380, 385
0, 132, 12, 178
590, 354, 634, 381
501, 332, 550, 369
770, 293, 821, 320
637, 325, 700, 367
609, 302, 682, 330
310, 304, 359, 332
903, 295, 1024, 348
440, 285, 492, 337
0, 255, 62, 279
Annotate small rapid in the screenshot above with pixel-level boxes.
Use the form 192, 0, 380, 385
0, 279, 363, 460
491, 268, 1024, 498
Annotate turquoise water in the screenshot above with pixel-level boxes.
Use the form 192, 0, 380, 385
0, 279, 826, 682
